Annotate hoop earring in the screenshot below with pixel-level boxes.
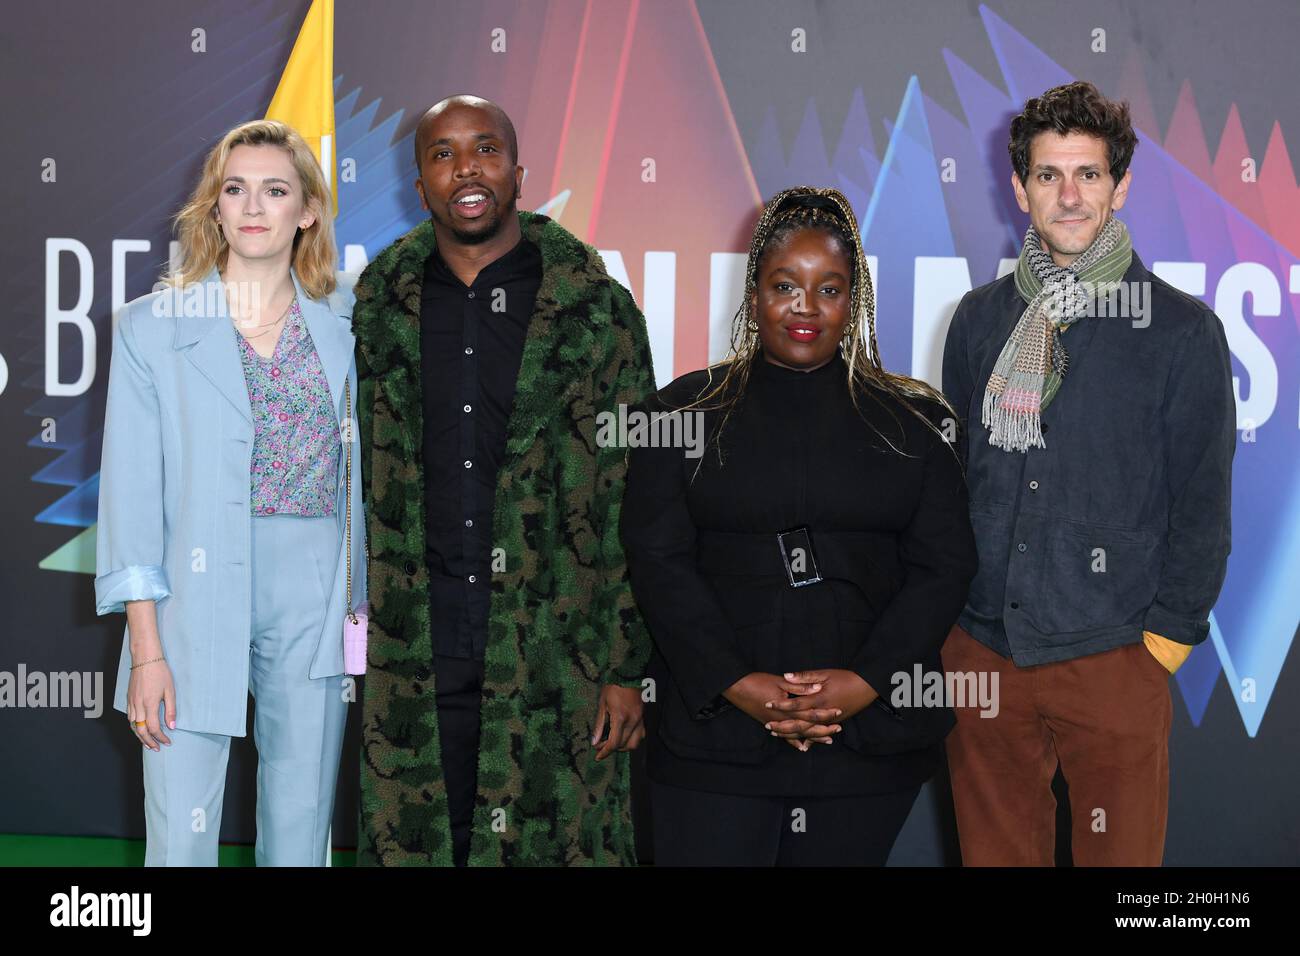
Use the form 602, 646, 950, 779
747, 320, 758, 332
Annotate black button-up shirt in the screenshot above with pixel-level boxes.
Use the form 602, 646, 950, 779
420, 236, 543, 659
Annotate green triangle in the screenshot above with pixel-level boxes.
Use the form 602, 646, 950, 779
39, 524, 97, 575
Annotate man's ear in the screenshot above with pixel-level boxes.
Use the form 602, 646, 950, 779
1011, 170, 1030, 214
1110, 168, 1133, 212
414, 177, 429, 212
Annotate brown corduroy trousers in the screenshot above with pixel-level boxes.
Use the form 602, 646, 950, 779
941, 624, 1172, 866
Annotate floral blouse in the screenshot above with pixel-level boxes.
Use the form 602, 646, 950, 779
236, 297, 340, 516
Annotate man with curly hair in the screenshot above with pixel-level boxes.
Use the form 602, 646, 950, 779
941, 81, 1235, 866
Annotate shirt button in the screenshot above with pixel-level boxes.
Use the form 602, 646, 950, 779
465, 519, 473, 527
1010, 601, 1020, 610
271, 367, 281, 378
264, 505, 276, 514
272, 461, 282, 470
464, 460, 473, 469
467, 574, 477, 583
1017, 542, 1027, 553
464, 347, 473, 355
463, 404, 472, 413
467, 291, 475, 299
278, 412, 289, 422
404, 560, 418, 575
1029, 480, 1039, 491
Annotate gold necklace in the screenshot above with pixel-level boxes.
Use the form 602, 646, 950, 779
234, 294, 296, 341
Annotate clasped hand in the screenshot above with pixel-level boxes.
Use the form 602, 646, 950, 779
724, 670, 878, 752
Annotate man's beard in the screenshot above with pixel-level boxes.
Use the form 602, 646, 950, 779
437, 188, 516, 245
1042, 214, 1100, 258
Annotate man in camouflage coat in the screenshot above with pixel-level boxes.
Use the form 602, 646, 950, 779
351, 97, 655, 865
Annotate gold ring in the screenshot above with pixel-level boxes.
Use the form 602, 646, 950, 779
133, 721, 147, 727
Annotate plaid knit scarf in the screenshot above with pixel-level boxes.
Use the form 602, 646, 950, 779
982, 216, 1133, 451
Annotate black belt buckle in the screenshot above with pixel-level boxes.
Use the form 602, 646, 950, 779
777, 526, 823, 588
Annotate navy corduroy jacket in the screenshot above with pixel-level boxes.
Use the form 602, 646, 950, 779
942, 251, 1235, 665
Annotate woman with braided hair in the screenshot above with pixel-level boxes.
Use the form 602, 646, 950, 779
621, 186, 978, 865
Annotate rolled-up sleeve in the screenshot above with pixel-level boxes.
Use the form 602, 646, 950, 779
94, 303, 170, 615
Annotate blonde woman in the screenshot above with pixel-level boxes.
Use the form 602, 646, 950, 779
94, 120, 365, 866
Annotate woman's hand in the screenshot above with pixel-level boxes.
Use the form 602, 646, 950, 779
127, 659, 176, 751
764, 669, 879, 749
724, 672, 845, 751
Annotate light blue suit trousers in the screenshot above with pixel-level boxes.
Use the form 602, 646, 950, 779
141, 513, 348, 866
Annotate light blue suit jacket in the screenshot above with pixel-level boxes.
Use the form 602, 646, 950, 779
94, 266, 366, 736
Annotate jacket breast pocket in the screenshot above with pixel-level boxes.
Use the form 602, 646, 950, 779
1028, 524, 1162, 633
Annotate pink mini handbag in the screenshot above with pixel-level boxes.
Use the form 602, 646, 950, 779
342, 377, 368, 675
344, 604, 368, 675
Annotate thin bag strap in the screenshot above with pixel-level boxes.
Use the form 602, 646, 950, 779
344, 376, 355, 624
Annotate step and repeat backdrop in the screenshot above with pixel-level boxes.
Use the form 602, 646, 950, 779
1, 0, 1296, 863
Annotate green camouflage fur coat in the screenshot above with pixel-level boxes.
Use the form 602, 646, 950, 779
352, 210, 655, 865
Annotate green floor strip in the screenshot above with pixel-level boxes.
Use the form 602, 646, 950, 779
0, 834, 356, 867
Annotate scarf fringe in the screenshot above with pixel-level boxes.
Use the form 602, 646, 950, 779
983, 370, 1047, 452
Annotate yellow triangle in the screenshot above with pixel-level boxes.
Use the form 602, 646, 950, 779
266, 0, 337, 215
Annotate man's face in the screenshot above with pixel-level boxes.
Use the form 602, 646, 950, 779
414, 104, 522, 245
1012, 130, 1131, 267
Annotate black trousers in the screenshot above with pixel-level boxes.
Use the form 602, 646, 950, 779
432, 654, 485, 867
650, 779, 921, 866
